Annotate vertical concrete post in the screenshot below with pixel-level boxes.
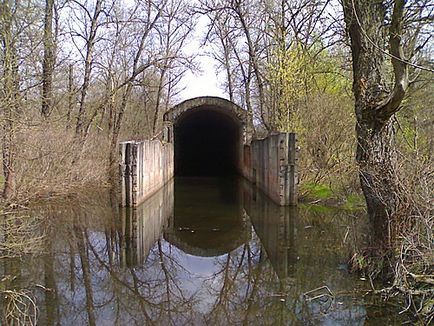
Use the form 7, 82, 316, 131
278, 132, 298, 206
119, 142, 127, 206
124, 142, 133, 207
287, 133, 298, 206
130, 142, 138, 207
278, 133, 289, 206
162, 121, 173, 143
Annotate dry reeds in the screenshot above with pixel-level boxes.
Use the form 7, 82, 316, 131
352, 151, 434, 323
0, 211, 46, 258
12, 122, 109, 202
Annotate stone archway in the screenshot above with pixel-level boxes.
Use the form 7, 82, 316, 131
163, 97, 251, 176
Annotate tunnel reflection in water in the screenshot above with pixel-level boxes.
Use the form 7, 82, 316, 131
106, 178, 369, 324
164, 177, 249, 257
121, 177, 295, 283
119, 178, 368, 324
12, 176, 402, 325
174, 109, 241, 176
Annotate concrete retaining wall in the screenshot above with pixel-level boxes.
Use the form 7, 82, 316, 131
242, 133, 298, 206
119, 140, 174, 207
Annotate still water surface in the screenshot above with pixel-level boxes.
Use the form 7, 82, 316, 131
2, 177, 405, 325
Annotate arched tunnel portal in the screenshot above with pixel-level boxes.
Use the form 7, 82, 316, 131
119, 96, 297, 208
163, 97, 248, 177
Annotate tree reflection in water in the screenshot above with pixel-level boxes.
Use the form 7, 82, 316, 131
0, 177, 406, 325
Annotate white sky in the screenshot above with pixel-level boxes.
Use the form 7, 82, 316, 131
178, 15, 227, 101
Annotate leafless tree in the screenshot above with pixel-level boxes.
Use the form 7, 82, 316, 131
41, 0, 55, 118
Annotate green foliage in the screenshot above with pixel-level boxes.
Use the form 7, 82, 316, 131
396, 76, 434, 160
302, 182, 333, 200
311, 49, 352, 97
350, 252, 368, 271
266, 41, 352, 134
267, 43, 312, 133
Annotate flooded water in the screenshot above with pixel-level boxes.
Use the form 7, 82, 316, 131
1, 177, 406, 325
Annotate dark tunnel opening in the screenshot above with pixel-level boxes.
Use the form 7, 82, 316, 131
174, 109, 241, 176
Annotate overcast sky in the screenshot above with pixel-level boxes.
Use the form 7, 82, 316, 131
178, 15, 227, 101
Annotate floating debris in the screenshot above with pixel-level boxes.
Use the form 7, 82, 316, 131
303, 285, 334, 303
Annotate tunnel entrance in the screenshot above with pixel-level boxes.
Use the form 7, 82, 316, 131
174, 109, 241, 176
121, 96, 297, 207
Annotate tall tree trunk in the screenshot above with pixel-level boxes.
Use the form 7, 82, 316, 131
343, 0, 409, 253
356, 119, 399, 247
41, 0, 55, 118
108, 3, 165, 179
1, 0, 18, 200
67, 64, 74, 128
235, 5, 269, 131
75, 0, 103, 140
220, 36, 234, 102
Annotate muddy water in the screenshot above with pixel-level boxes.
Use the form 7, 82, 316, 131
1, 177, 406, 325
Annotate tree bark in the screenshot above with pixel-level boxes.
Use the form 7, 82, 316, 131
67, 64, 74, 128
1, 0, 19, 200
343, 0, 409, 252
41, 0, 55, 118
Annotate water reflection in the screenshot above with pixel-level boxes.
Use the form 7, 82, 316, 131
120, 180, 174, 267
242, 180, 298, 281
0, 177, 405, 325
165, 177, 250, 257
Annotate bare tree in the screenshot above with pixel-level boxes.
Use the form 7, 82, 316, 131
73, 0, 105, 141
200, 0, 335, 133
0, 0, 19, 199
151, 0, 195, 135
41, 0, 55, 118
106, 0, 167, 168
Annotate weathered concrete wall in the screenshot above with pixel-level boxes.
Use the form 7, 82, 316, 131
119, 140, 174, 207
242, 133, 298, 206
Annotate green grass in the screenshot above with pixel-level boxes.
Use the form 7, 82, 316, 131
302, 182, 334, 200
